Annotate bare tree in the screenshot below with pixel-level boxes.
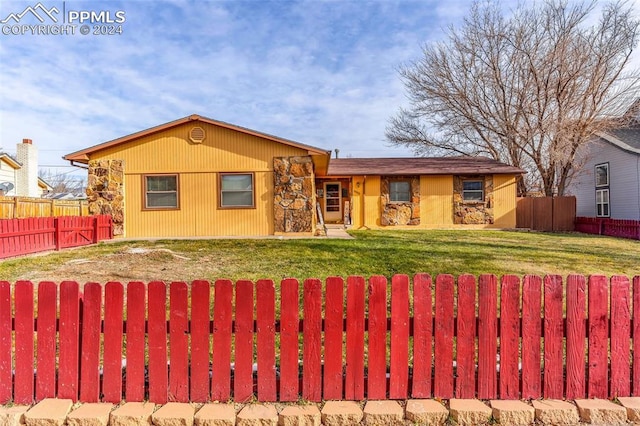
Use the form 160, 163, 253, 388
39, 169, 86, 194
387, 0, 640, 195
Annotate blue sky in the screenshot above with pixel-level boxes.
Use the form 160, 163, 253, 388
1, 0, 638, 182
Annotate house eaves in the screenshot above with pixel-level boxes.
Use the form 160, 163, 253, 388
595, 130, 640, 155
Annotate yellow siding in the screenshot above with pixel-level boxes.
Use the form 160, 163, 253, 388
91, 121, 310, 238
350, 176, 365, 228
363, 176, 381, 228
421, 175, 454, 226
493, 174, 518, 228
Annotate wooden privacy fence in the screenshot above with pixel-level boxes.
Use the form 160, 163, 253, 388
575, 217, 640, 240
516, 196, 576, 231
0, 215, 113, 258
0, 196, 89, 219
0, 274, 638, 404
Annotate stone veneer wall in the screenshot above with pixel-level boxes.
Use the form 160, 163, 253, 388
86, 160, 125, 236
453, 175, 494, 224
273, 156, 316, 233
380, 176, 420, 226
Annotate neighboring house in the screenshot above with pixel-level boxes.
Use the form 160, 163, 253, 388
64, 115, 523, 238
568, 123, 640, 220
0, 139, 52, 196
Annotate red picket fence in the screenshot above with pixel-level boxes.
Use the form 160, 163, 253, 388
0, 274, 638, 405
575, 216, 640, 240
0, 215, 113, 259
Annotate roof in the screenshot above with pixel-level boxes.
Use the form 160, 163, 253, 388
326, 157, 525, 176
596, 123, 640, 154
64, 114, 330, 163
0, 152, 21, 169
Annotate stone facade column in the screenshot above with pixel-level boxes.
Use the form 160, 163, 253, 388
273, 156, 316, 234
86, 160, 125, 236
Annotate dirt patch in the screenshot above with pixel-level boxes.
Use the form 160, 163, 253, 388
21, 246, 226, 284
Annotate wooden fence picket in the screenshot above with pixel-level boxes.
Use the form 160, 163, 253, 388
634, 276, 640, 396
411, 273, 432, 399
58, 281, 79, 401
256, 279, 276, 402
36, 281, 57, 400
234, 280, 254, 402
148, 281, 168, 403
499, 275, 520, 399
125, 282, 146, 401
521, 275, 542, 399
189, 280, 211, 402
212, 279, 233, 402
456, 274, 476, 399
323, 277, 344, 400
434, 274, 454, 399
103, 282, 124, 403
389, 274, 409, 399
14, 281, 34, 404
303, 278, 322, 402
477, 274, 497, 400
565, 274, 586, 399
588, 275, 608, 398
544, 275, 563, 399
0, 281, 11, 403
610, 276, 631, 397
169, 282, 189, 402
279, 278, 300, 401
367, 275, 387, 400
345, 276, 365, 400
79, 283, 102, 402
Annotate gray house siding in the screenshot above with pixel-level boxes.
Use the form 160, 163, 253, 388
568, 139, 640, 220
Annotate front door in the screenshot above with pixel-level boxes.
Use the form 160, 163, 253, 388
324, 182, 342, 222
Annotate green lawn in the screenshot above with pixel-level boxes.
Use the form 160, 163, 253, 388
1, 230, 638, 283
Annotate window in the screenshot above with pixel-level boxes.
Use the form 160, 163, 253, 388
144, 175, 179, 209
596, 189, 610, 217
462, 180, 484, 201
219, 173, 254, 208
390, 180, 411, 202
595, 163, 610, 217
595, 163, 609, 187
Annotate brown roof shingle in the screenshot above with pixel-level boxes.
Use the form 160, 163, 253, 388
326, 157, 525, 176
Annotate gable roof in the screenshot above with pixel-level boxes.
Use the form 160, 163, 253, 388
64, 114, 330, 163
326, 157, 525, 176
595, 123, 640, 155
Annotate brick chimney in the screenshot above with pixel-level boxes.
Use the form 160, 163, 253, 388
16, 138, 39, 197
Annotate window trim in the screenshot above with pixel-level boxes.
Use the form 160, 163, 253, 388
218, 172, 256, 209
596, 188, 610, 218
595, 163, 609, 188
462, 179, 484, 202
389, 179, 412, 203
142, 174, 180, 211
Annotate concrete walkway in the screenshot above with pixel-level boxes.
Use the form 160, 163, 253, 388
2, 397, 640, 426
324, 224, 354, 239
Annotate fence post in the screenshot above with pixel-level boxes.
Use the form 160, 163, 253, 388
54, 217, 61, 250
92, 216, 99, 244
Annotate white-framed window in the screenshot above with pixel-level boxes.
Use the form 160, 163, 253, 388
143, 174, 179, 210
595, 163, 609, 187
462, 180, 484, 201
594, 163, 610, 217
390, 180, 411, 202
596, 188, 610, 217
219, 173, 255, 208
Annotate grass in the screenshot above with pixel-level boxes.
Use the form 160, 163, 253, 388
1, 229, 639, 283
